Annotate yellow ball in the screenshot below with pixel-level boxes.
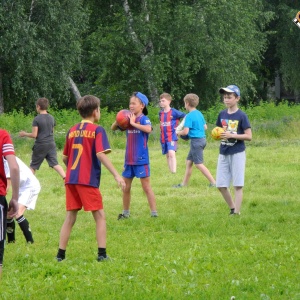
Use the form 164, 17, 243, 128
211, 126, 224, 140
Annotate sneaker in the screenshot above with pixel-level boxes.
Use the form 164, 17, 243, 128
229, 212, 241, 216
229, 208, 235, 215
97, 255, 110, 262
172, 183, 185, 188
117, 213, 129, 220
151, 212, 158, 217
56, 256, 65, 262
208, 183, 216, 187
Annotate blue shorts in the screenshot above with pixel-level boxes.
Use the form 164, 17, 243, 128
161, 141, 177, 155
122, 164, 150, 178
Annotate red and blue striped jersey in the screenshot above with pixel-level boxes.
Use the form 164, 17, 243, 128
125, 115, 151, 165
0, 129, 15, 195
63, 121, 111, 188
159, 108, 185, 143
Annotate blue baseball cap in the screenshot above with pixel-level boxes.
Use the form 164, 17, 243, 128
135, 92, 149, 115
219, 85, 240, 97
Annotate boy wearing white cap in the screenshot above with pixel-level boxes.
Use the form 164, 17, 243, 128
216, 85, 252, 215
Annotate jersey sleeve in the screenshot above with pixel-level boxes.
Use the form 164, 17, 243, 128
95, 126, 111, 154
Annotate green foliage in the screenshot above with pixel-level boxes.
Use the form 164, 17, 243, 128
0, 0, 87, 112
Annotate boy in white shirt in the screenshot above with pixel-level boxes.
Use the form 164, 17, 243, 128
4, 157, 41, 243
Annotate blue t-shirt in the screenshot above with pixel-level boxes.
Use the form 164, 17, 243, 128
125, 114, 151, 165
184, 110, 206, 138
216, 109, 251, 155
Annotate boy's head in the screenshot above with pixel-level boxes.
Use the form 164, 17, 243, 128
36, 98, 49, 110
219, 85, 240, 98
183, 93, 199, 108
131, 92, 149, 115
159, 93, 172, 109
77, 95, 100, 119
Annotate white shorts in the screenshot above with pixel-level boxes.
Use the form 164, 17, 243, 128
19, 186, 41, 210
216, 151, 246, 188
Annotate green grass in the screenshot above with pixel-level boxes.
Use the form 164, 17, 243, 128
1, 134, 300, 299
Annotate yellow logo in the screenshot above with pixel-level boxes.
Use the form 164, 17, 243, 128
292, 11, 300, 28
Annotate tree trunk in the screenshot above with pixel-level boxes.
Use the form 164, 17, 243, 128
0, 72, 4, 114
69, 77, 81, 101
123, 0, 159, 105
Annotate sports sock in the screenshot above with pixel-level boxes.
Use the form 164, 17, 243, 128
98, 247, 107, 258
123, 210, 130, 217
16, 215, 34, 243
151, 211, 158, 217
230, 208, 235, 215
6, 219, 16, 243
56, 248, 66, 260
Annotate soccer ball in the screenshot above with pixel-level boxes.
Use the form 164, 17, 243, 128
211, 126, 225, 140
116, 109, 131, 130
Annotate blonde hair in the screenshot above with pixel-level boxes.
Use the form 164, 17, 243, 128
160, 93, 172, 102
184, 93, 199, 108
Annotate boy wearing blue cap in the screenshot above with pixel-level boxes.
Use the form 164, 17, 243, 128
216, 85, 252, 215
111, 92, 158, 219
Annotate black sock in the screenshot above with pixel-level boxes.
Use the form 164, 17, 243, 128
17, 215, 34, 243
57, 248, 66, 260
230, 208, 235, 214
98, 247, 107, 258
6, 219, 15, 243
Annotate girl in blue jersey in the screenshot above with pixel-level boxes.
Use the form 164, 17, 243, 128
111, 92, 158, 219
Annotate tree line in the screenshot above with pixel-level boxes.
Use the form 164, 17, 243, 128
0, 0, 299, 113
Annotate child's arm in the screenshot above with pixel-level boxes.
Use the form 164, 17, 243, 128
111, 121, 119, 131
19, 126, 38, 139
97, 152, 126, 190
221, 127, 252, 141
129, 114, 152, 133
177, 127, 189, 136
5, 155, 19, 218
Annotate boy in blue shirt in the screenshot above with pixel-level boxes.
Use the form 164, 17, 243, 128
174, 93, 216, 187
216, 85, 252, 215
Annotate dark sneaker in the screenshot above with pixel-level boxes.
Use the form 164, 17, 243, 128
117, 213, 129, 220
97, 255, 110, 262
56, 256, 65, 262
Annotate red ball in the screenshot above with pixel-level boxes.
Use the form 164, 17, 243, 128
116, 109, 131, 130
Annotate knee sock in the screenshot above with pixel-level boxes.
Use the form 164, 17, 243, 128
16, 215, 34, 243
6, 219, 15, 243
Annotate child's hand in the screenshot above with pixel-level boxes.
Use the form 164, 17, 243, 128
115, 175, 126, 190
7, 199, 18, 218
19, 131, 26, 137
129, 113, 136, 125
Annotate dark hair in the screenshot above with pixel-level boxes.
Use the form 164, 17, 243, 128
77, 95, 100, 118
36, 98, 49, 110
130, 92, 148, 115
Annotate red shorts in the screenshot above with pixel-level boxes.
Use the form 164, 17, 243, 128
65, 184, 103, 211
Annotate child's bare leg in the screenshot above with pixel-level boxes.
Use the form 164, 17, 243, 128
59, 210, 78, 249
53, 164, 66, 179
167, 150, 176, 173
218, 187, 235, 209
92, 209, 106, 248
123, 177, 133, 211
233, 186, 243, 213
140, 177, 157, 212
182, 160, 193, 186
195, 163, 216, 184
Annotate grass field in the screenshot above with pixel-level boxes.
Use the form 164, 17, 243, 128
1, 134, 300, 299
